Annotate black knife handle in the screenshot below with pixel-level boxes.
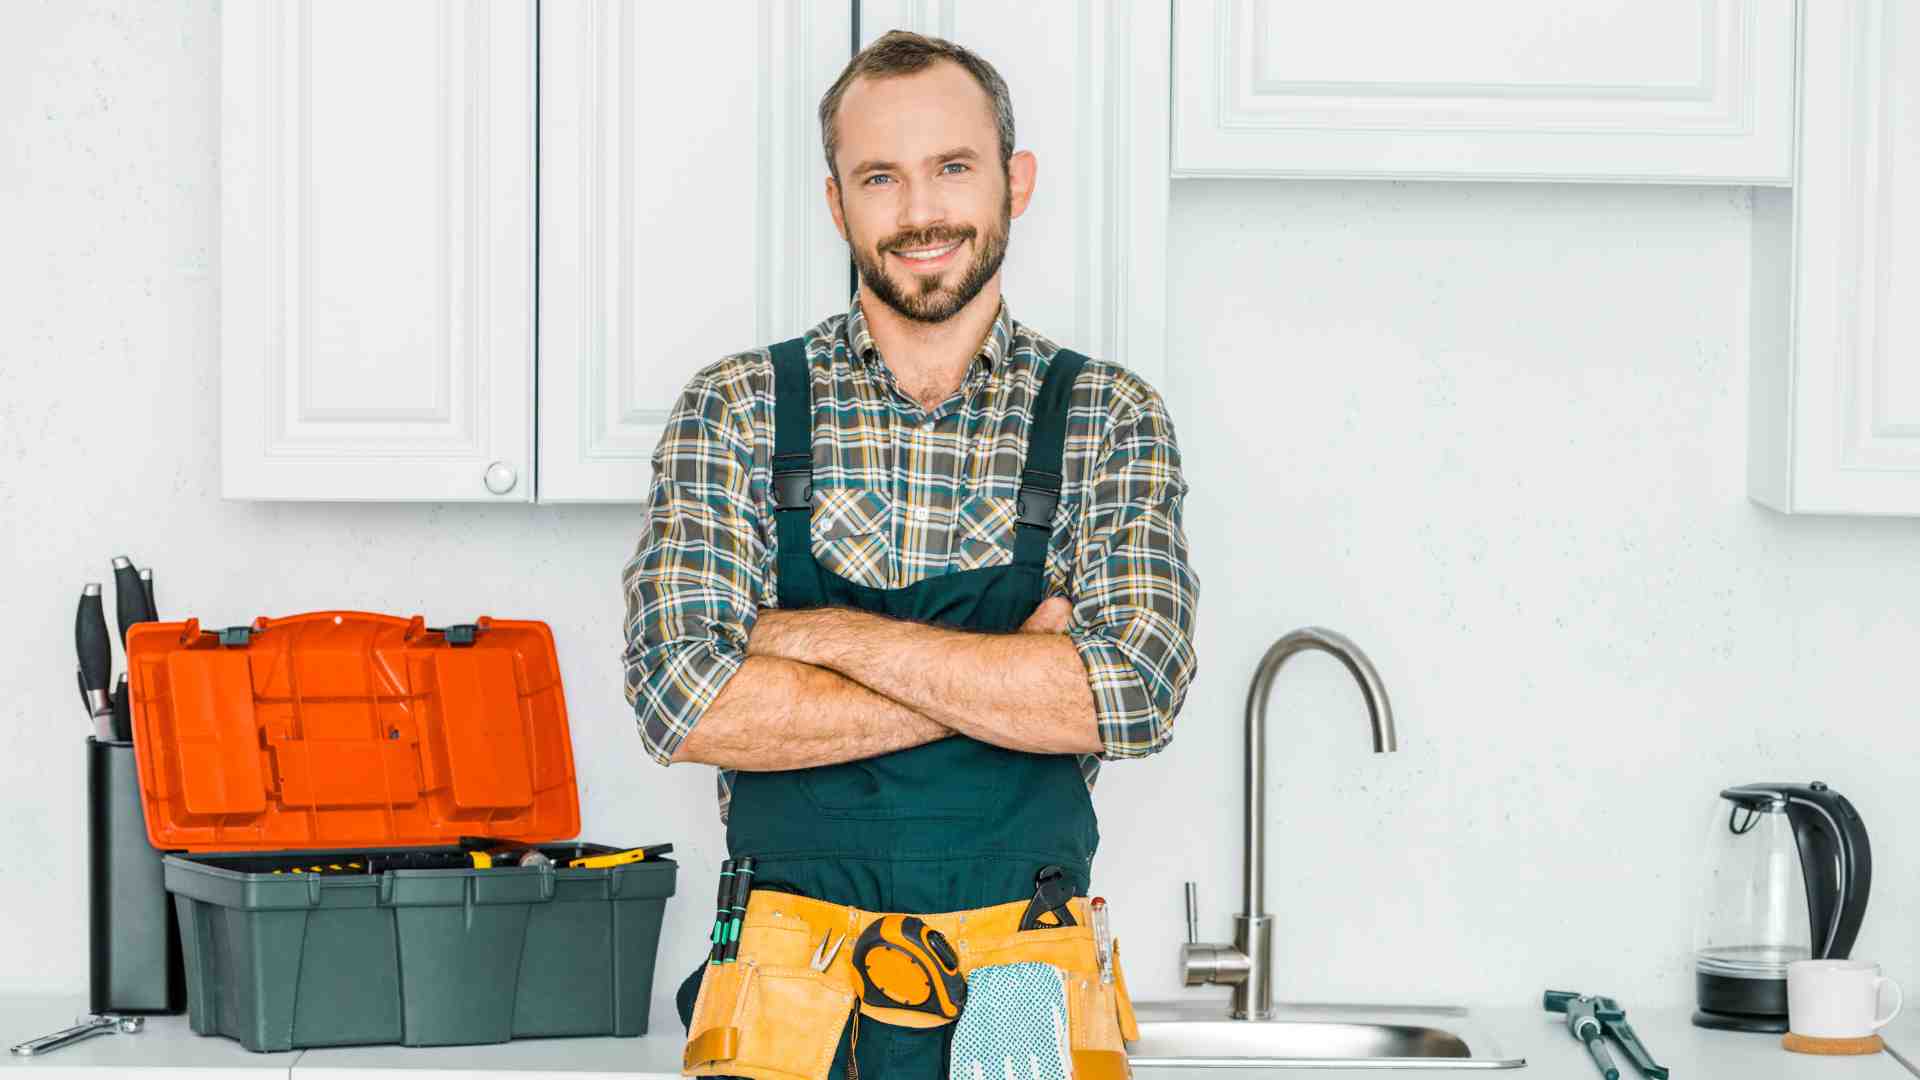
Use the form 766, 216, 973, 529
110, 675, 131, 743
77, 585, 112, 695
111, 557, 144, 647
138, 569, 156, 622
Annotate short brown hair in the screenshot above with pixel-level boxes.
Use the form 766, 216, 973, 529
817, 30, 1015, 182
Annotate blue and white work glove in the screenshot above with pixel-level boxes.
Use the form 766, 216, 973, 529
949, 962, 1073, 1080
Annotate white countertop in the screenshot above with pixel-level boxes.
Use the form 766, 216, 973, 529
4, 994, 1915, 1079
1, 995, 298, 1078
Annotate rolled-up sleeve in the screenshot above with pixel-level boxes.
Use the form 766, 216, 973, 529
1066, 386, 1200, 759
621, 366, 764, 766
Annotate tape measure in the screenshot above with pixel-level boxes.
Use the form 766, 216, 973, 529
851, 915, 967, 1028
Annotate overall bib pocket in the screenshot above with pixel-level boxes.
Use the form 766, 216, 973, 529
797, 739, 1009, 821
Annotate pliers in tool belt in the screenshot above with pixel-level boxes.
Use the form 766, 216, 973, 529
1018, 865, 1079, 930
811, 928, 846, 972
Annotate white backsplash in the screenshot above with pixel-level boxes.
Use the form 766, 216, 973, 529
2, 3, 1914, 1021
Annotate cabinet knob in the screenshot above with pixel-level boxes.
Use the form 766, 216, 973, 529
483, 461, 518, 496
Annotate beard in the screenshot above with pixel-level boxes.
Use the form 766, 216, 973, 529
848, 184, 1011, 325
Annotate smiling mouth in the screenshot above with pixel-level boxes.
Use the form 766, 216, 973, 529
889, 239, 964, 266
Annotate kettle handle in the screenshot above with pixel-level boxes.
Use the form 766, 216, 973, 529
1782, 785, 1871, 960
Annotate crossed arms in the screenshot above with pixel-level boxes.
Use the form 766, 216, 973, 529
620, 358, 1198, 775
668, 597, 1096, 770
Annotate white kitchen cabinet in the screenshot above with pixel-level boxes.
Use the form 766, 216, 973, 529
221, 1, 537, 502
1749, 0, 1920, 515
857, 1, 1171, 390
1173, 0, 1797, 185
536, 2, 853, 503
222, 1, 849, 504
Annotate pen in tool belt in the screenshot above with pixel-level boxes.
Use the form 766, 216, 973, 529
709, 860, 735, 964
75, 584, 115, 741
722, 857, 755, 963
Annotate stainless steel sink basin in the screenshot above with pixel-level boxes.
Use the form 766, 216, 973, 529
1129, 1003, 1526, 1070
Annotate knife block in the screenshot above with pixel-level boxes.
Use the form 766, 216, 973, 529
87, 736, 184, 1014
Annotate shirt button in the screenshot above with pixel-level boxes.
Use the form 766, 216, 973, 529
912, 505, 930, 522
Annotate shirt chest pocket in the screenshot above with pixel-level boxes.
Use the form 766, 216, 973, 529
810, 487, 893, 587
953, 493, 1018, 572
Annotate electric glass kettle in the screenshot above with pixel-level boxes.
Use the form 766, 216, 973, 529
1692, 781, 1872, 1032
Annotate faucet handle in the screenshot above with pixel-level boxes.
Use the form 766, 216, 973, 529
1180, 882, 1250, 990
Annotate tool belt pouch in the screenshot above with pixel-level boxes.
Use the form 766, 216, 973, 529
683, 915, 855, 1080
966, 924, 1140, 1079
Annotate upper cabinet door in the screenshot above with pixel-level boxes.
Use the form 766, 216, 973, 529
1749, 0, 1920, 514
537, 2, 853, 503
1174, 0, 1796, 184
221, 1, 536, 502
856, 1, 1172, 390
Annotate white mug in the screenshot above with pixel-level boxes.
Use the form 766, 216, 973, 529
1786, 959, 1903, 1039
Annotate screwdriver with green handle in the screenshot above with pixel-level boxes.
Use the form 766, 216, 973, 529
1544, 991, 1668, 1080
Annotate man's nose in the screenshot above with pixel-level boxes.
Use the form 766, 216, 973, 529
896, 177, 947, 234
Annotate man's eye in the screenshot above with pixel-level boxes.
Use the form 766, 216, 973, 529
864, 174, 892, 186
942, 162, 969, 174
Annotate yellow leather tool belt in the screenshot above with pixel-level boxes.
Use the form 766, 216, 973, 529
683, 891, 1141, 1080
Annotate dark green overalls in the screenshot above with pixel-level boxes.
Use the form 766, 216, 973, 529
676, 336, 1101, 1080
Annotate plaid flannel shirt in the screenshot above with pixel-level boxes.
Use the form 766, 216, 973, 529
621, 297, 1199, 820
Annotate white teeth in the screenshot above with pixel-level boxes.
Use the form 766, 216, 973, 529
895, 240, 962, 261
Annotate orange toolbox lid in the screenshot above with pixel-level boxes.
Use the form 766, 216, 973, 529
124, 612, 580, 853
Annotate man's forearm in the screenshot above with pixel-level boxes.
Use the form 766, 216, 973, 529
669, 654, 950, 770
750, 608, 1101, 755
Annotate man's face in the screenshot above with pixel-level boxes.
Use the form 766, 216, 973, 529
827, 61, 1036, 325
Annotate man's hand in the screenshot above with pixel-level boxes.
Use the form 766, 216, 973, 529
1020, 596, 1072, 634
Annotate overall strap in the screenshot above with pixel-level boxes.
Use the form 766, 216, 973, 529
769, 337, 825, 607
1012, 349, 1088, 570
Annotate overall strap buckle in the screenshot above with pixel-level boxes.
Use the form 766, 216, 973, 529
1016, 470, 1062, 530
772, 453, 813, 512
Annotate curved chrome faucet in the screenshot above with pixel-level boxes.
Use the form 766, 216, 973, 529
1181, 627, 1398, 1020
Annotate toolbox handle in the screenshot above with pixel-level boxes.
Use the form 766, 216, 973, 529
403, 615, 494, 647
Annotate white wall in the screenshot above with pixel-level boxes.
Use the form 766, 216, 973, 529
2, 2, 1914, 1024
1145, 178, 1919, 1011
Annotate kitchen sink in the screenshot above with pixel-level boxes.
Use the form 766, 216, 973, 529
1129, 1002, 1526, 1070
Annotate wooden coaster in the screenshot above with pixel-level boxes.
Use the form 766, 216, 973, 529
1782, 1032, 1885, 1055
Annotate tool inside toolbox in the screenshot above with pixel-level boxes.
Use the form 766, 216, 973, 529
244, 841, 673, 875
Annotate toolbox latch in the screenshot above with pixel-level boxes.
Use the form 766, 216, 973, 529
218, 626, 253, 647
436, 623, 481, 647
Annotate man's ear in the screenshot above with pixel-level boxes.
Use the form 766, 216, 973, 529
1007, 150, 1037, 220
826, 175, 848, 241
